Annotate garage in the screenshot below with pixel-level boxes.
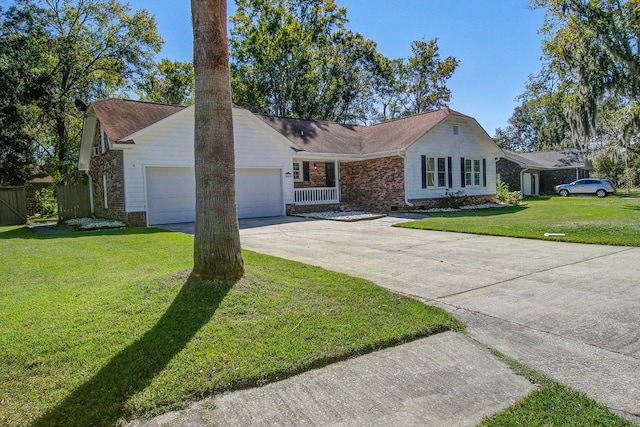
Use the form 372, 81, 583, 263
236, 168, 283, 219
145, 167, 283, 225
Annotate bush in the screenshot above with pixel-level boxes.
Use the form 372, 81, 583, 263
496, 180, 522, 206
35, 187, 56, 215
442, 189, 469, 208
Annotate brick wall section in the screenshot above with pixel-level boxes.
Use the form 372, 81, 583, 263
496, 158, 523, 192
540, 168, 588, 194
294, 162, 326, 188
127, 211, 147, 227
408, 194, 496, 209
89, 124, 128, 223
340, 156, 407, 212
286, 203, 343, 215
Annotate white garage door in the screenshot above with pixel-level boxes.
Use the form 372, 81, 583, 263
146, 167, 195, 225
236, 168, 283, 219
145, 167, 282, 225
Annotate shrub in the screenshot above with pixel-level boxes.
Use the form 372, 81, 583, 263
442, 189, 469, 208
35, 187, 56, 215
496, 180, 522, 206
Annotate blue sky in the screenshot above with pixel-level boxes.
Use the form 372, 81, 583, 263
127, 0, 547, 135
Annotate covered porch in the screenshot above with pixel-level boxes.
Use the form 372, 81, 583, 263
292, 159, 340, 205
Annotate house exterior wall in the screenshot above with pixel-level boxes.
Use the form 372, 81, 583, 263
340, 156, 406, 211
540, 168, 588, 194
118, 108, 294, 222
293, 161, 327, 188
496, 158, 523, 192
89, 131, 127, 223
404, 118, 502, 201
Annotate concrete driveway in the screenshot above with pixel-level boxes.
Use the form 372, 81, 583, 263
231, 215, 640, 423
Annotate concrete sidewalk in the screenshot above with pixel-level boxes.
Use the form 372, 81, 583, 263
127, 333, 535, 427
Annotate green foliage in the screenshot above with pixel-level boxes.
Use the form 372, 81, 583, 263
230, 0, 385, 123
398, 195, 640, 246
494, 69, 572, 152
0, 0, 163, 184
442, 188, 468, 209
136, 58, 194, 105
496, 179, 523, 205
34, 186, 56, 215
0, 227, 458, 425
229, 0, 458, 124
526, 0, 640, 154
403, 38, 459, 115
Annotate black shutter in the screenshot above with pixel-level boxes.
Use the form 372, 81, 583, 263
421, 155, 427, 188
482, 158, 487, 187
447, 157, 453, 188
460, 157, 466, 188
303, 161, 310, 181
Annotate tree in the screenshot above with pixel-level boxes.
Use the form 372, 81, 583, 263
191, 0, 244, 280
495, 70, 572, 151
230, 0, 390, 124
136, 58, 195, 105
0, 0, 162, 184
532, 0, 640, 153
403, 38, 459, 115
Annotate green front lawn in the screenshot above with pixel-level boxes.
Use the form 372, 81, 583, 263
480, 351, 635, 427
397, 194, 640, 246
0, 225, 459, 427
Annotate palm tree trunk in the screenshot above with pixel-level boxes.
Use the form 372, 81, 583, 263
191, 0, 244, 280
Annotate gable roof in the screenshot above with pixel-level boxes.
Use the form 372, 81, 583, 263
257, 108, 475, 155
90, 98, 185, 142
504, 149, 588, 169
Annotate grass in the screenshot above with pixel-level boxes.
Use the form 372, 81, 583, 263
0, 225, 460, 427
480, 350, 635, 427
397, 194, 640, 246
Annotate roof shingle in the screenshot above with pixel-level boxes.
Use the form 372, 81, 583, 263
257, 108, 473, 155
91, 98, 185, 142
504, 149, 587, 169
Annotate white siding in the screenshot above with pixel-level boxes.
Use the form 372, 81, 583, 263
405, 118, 502, 200
121, 108, 294, 214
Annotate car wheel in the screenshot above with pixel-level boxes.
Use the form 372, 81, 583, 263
559, 189, 569, 197
596, 189, 606, 198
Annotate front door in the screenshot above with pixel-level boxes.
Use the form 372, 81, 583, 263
325, 161, 336, 187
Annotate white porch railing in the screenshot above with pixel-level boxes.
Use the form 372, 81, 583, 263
294, 187, 340, 205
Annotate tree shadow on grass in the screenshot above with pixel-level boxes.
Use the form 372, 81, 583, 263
32, 274, 235, 427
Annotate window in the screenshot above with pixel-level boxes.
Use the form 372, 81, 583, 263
292, 161, 310, 182
293, 162, 300, 181
465, 159, 482, 186
453, 125, 459, 135
422, 156, 448, 188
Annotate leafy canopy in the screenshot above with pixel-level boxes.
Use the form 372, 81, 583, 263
0, 0, 162, 184
229, 0, 458, 124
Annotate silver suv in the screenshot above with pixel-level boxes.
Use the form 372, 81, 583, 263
555, 178, 616, 198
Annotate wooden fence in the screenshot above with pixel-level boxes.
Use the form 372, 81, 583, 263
57, 185, 91, 221
0, 187, 27, 225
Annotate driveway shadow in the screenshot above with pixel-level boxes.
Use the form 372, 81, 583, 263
32, 274, 235, 427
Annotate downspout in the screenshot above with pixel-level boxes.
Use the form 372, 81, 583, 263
86, 172, 94, 216
398, 151, 414, 207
